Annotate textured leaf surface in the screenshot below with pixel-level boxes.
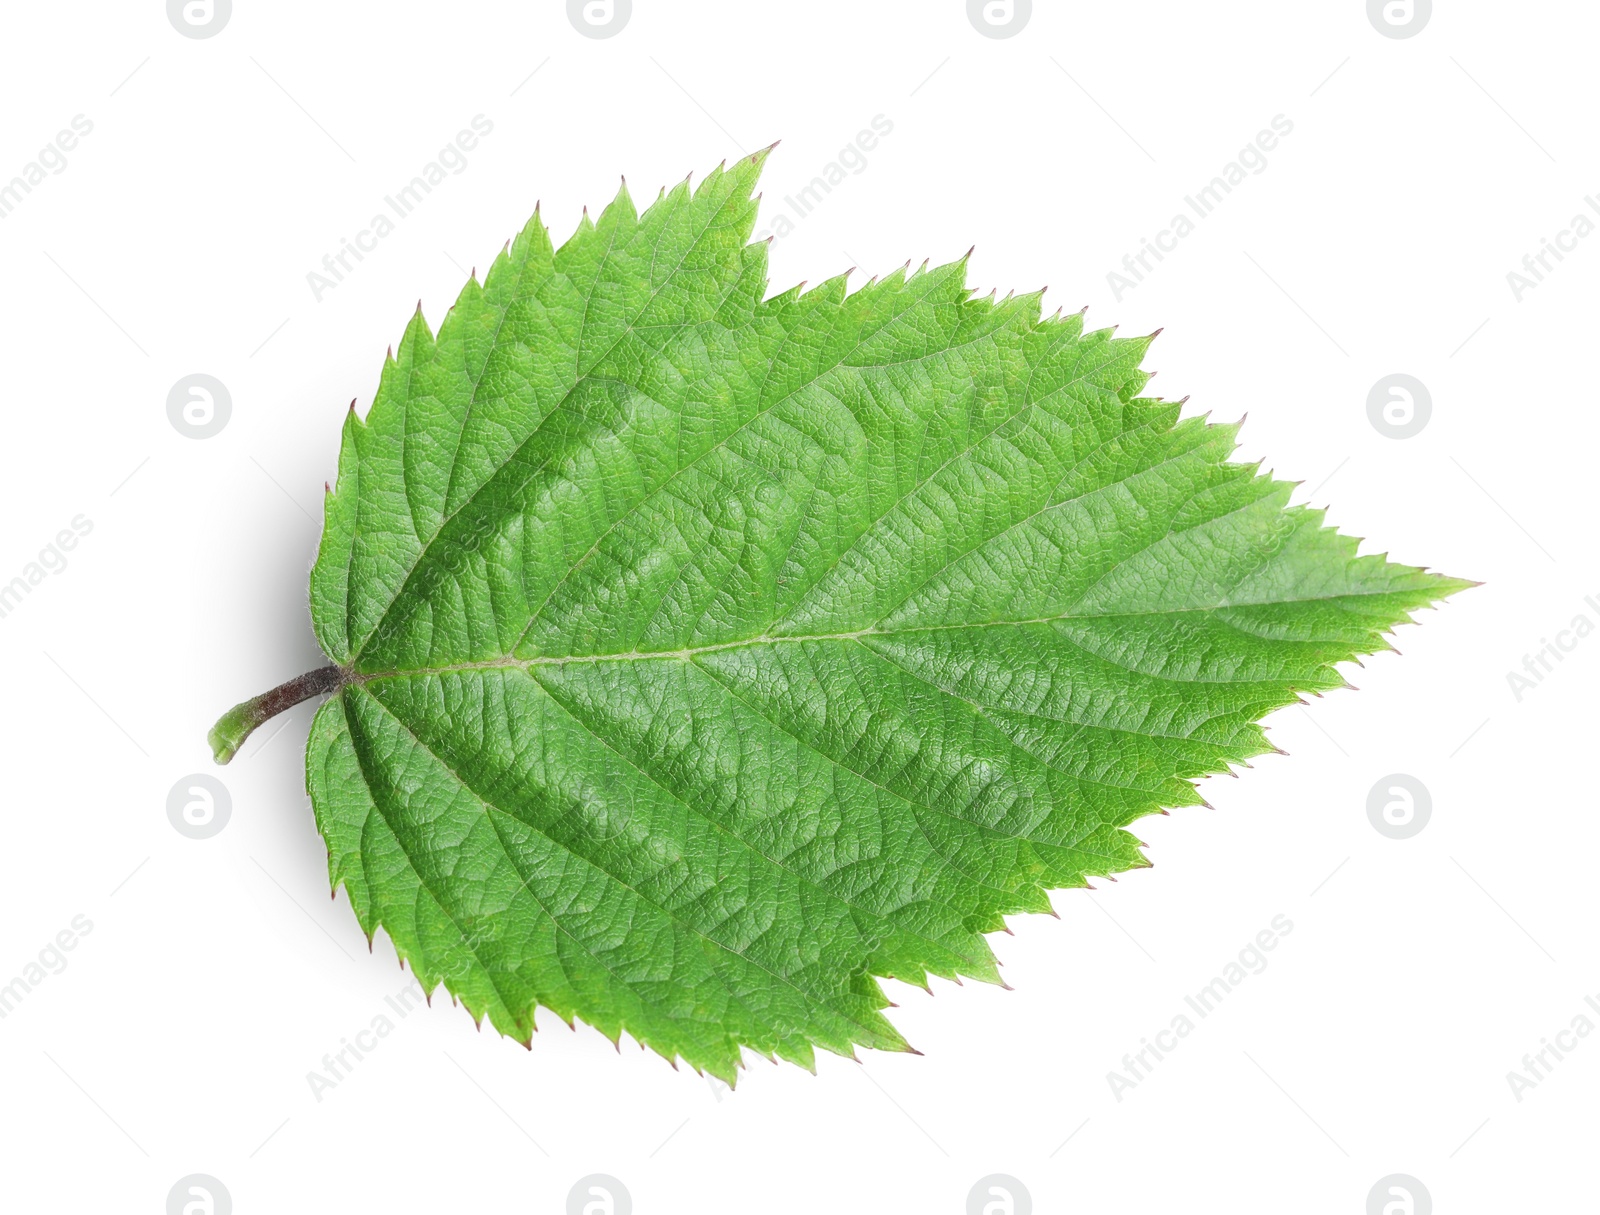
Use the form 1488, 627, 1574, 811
303, 150, 1466, 1081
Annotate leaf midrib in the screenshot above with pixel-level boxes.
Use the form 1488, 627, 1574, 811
348, 582, 1409, 685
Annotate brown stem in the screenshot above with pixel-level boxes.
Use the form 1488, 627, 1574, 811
208, 665, 347, 764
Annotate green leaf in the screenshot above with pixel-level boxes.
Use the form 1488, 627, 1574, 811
214, 149, 1469, 1082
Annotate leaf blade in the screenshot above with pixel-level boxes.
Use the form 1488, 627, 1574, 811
299, 152, 1468, 1079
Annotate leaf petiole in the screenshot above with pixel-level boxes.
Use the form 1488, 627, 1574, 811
208, 664, 347, 764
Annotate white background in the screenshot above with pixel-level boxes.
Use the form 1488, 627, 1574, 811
0, 2, 1593, 1211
